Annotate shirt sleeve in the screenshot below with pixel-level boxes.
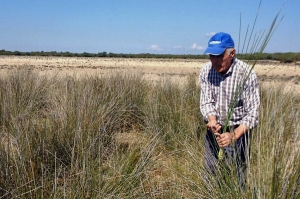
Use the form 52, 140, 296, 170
199, 66, 218, 121
240, 72, 260, 128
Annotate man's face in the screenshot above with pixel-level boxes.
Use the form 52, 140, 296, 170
209, 49, 235, 73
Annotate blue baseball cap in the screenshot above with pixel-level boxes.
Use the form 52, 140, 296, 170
204, 32, 235, 55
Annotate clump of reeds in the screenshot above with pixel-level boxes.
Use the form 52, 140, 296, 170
211, 0, 286, 192
0, 69, 154, 198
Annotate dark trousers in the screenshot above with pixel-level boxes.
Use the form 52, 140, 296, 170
204, 126, 251, 189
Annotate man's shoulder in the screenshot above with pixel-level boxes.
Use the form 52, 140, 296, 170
235, 59, 256, 73
235, 58, 250, 67
200, 61, 212, 73
234, 59, 258, 83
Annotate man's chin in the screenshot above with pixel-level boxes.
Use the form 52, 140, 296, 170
213, 67, 222, 73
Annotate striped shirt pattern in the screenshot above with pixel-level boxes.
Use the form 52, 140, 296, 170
199, 58, 260, 129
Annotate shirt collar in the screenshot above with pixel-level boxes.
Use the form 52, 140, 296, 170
224, 57, 237, 75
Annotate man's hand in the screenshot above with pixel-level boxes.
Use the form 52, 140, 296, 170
206, 119, 221, 134
214, 132, 234, 148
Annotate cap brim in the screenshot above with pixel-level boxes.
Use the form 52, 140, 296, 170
204, 47, 226, 55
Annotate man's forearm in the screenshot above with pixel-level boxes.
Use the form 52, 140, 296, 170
233, 124, 249, 140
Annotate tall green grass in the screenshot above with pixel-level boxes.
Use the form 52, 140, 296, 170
0, 69, 299, 198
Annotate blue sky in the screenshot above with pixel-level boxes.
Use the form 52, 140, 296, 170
0, 0, 299, 54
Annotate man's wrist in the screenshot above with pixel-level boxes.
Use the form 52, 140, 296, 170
207, 115, 217, 123
234, 124, 249, 140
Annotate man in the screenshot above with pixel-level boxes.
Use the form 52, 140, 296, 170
199, 32, 260, 188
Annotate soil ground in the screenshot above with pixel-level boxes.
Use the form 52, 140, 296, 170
1, 56, 299, 92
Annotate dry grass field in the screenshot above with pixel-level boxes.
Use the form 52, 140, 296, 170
1, 55, 300, 91
0, 55, 299, 198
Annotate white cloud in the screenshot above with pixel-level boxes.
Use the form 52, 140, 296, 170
190, 43, 204, 50
206, 32, 216, 37
150, 45, 162, 51
173, 45, 182, 49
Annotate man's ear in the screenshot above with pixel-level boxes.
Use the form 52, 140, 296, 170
230, 49, 236, 59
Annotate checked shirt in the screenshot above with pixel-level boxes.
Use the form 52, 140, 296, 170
199, 58, 260, 129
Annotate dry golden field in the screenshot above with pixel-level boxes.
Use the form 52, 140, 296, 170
1, 55, 300, 91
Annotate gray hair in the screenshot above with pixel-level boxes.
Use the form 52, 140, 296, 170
226, 48, 234, 55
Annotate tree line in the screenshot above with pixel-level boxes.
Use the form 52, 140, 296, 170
1, 49, 299, 63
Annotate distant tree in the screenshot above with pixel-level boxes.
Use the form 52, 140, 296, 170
63, 51, 72, 57
108, 52, 115, 57
97, 51, 107, 57
82, 52, 92, 57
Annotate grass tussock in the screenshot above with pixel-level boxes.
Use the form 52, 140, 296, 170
0, 70, 299, 198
